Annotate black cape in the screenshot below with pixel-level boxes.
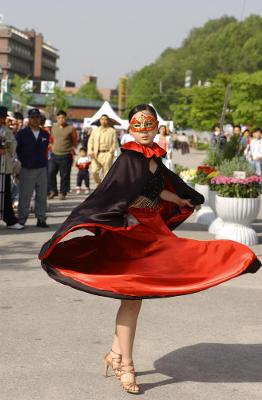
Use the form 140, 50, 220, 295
39, 148, 204, 260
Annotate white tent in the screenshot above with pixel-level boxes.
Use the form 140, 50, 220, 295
149, 103, 174, 131
149, 103, 165, 125
83, 101, 125, 129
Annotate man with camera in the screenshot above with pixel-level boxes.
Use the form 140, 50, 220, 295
0, 106, 24, 230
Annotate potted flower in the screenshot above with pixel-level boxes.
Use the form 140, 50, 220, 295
192, 165, 217, 225
179, 168, 197, 188
208, 172, 224, 234
211, 174, 261, 245
193, 166, 216, 202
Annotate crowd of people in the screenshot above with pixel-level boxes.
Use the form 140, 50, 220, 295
211, 123, 262, 175
0, 103, 261, 232
0, 106, 79, 230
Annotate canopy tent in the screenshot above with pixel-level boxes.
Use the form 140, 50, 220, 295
83, 101, 173, 131
149, 103, 174, 131
83, 101, 127, 129
149, 103, 165, 125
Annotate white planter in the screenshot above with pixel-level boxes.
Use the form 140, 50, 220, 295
208, 190, 216, 212
195, 184, 210, 206
215, 195, 260, 246
208, 190, 224, 234
195, 184, 216, 226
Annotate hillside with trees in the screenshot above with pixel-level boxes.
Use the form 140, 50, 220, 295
126, 14, 262, 126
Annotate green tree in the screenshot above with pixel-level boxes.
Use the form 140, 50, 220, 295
46, 87, 71, 118
229, 72, 262, 126
10, 74, 32, 112
126, 65, 176, 119
77, 82, 103, 100
170, 76, 231, 130
170, 89, 192, 128
126, 14, 262, 117
170, 71, 262, 130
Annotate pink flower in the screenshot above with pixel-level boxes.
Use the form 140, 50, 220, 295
211, 175, 262, 185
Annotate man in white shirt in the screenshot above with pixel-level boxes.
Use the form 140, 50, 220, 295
250, 128, 262, 175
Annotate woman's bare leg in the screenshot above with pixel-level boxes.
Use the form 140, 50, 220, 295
115, 299, 142, 364
111, 331, 121, 354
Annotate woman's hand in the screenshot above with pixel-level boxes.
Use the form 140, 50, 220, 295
176, 198, 194, 208
160, 189, 194, 208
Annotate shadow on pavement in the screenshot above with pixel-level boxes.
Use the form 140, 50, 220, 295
138, 343, 262, 393
0, 223, 61, 235
177, 222, 210, 232
0, 241, 39, 270
48, 201, 80, 211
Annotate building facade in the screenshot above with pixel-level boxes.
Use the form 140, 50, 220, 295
0, 24, 59, 81
29, 94, 106, 121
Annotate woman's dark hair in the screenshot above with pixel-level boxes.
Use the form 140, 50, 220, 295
57, 110, 67, 117
40, 113, 46, 126
79, 147, 87, 152
158, 125, 167, 134
128, 104, 157, 122
13, 111, 24, 120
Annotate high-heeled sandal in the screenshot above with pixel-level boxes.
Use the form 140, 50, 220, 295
104, 350, 122, 379
120, 361, 140, 394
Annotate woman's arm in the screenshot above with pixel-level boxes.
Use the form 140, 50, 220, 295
160, 189, 194, 208
166, 136, 173, 159
87, 130, 95, 158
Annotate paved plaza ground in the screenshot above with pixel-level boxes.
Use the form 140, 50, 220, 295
0, 149, 261, 400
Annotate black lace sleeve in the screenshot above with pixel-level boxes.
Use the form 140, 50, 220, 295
141, 167, 164, 200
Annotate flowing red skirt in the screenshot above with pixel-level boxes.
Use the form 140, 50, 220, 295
44, 207, 260, 299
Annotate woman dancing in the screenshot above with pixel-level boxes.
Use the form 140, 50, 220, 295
39, 104, 261, 394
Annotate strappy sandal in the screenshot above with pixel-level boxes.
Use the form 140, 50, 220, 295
103, 350, 122, 379
120, 361, 140, 394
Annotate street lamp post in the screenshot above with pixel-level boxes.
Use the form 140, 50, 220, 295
0, 65, 3, 104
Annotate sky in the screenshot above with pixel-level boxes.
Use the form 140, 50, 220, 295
1, 0, 262, 89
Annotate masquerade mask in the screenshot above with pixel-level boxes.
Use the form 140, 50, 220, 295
130, 112, 158, 133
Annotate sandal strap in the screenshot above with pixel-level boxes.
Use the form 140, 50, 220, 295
123, 382, 139, 391
120, 365, 139, 393
110, 349, 121, 360
120, 366, 135, 375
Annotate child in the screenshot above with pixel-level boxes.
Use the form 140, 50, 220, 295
75, 147, 91, 194
40, 104, 260, 395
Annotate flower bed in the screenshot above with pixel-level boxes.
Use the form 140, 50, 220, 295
211, 175, 262, 198
179, 168, 197, 183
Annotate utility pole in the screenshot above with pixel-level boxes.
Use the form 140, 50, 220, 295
220, 82, 231, 133
185, 70, 192, 88
159, 80, 163, 94
0, 65, 3, 104
118, 77, 128, 116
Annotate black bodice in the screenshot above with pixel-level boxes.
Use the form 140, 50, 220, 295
141, 166, 164, 200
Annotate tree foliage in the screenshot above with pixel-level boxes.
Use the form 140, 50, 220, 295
229, 72, 262, 126
170, 71, 262, 129
127, 14, 262, 120
77, 82, 103, 101
46, 87, 71, 117
10, 74, 32, 112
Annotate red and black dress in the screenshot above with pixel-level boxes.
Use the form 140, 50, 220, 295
39, 142, 261, 299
